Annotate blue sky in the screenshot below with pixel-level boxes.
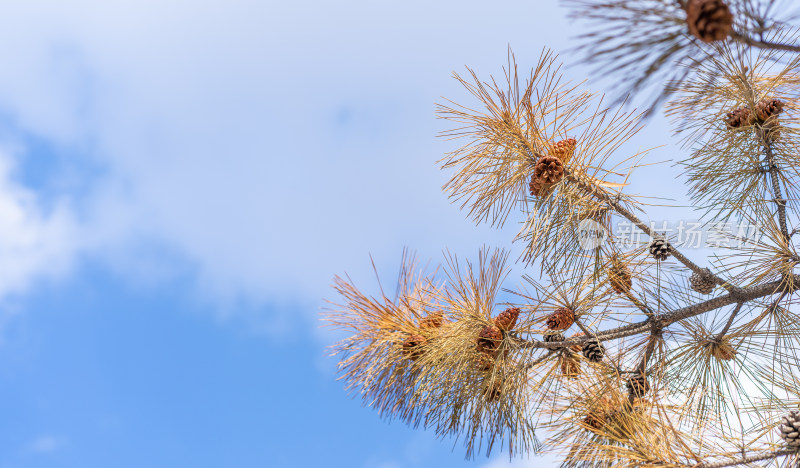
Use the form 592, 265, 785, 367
0, 1, 690, 467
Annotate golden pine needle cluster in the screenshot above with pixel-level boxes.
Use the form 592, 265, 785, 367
323, 2, 800, 466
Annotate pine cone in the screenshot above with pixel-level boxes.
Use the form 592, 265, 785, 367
582, 338, 605, 363
549, 138, 577, 163
755, 97, 784, 122
419, 311, 444, 329
626, 372, 650, 398
560, 354, 580, 378
689, 271, 715, 295
724, 107, 753, 128
543, 331, 565, 343
608, 259, 633, 294
686, 0, 733, 43
779, 410, 800, 449
583, 399, 616, 431
583, 410, 607, 430
529, 174, 552, 197
494, 307, 520, 332
546, 307, 575, 331
534, 155, 565, 184
648, 237, 672, 261
477, 324, 503, 355
402, 334, 427, 360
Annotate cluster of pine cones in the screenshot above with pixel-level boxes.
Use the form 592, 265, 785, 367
725, 98, 785, 129
542, 307, 581, 377
475, 307, 522, 401
542, 307, 608, 378
529, 138, 576, 197
476, 307, 521, 364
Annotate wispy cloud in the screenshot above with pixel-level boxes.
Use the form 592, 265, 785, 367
0, 0, 564, 331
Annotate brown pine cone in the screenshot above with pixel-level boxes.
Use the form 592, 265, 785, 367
583, 410, 607, 430
724, 107, 753, 128
402, 334, 427, 360
549, 138, 577, 163
608, 259, 633, 294
686, 0, 733, 43
546, 307, 575, 331
755, 97, 784, 122
529, 174, 554, 198
494, 307, 520, 332
689, 271, 715, 295
626, 372, 650, 398
419, 311, 444, 329
583, 398, 615, 431
534, 155, 565, 184
476, 324, 503, 355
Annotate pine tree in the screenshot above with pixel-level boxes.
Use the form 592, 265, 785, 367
323, 2, 800, 466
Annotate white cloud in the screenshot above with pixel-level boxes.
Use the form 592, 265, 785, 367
0, 0, 568, 324
0, 147, 78, 300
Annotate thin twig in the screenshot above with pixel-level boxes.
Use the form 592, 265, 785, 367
714, 302, 744, 341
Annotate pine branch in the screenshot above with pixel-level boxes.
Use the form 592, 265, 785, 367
714, 301, 743, 341
731, 30, 800, 53
762, 136, 790, 241
697, 448, 795, 468
326, 20, 800, 463
518, 274, 799, 350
